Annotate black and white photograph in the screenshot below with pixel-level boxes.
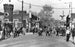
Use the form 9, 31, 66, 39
0, 0, 75, 47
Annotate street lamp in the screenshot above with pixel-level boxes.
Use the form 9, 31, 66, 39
64, 2, 72, 28
60, 11, 65, 21
58, 0, 72, 19
64, 2, 72, 18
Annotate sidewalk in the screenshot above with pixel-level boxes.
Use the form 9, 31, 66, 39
58, 36, 75, 47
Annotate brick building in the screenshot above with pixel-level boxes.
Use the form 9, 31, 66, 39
3, 4, 39, 29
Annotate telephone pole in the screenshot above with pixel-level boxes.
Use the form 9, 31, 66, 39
22, 0, 24, 25
29, 4, 31, 31
65, 2, 72, 28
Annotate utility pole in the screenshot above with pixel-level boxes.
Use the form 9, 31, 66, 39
22, 0, 23, 26
69, 2, 72, 18
29, 4, 31, 18
29, 4, 31, 31
69, 2, 72, 29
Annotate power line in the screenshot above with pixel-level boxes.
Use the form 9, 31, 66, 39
17, 0, 75, 9
54, 7, 75, 9
17, 0, 43, 7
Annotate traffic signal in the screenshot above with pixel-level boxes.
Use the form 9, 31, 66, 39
66, 15, 70, 27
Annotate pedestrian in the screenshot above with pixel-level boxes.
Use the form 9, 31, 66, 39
71, 27, 75, 43
56, 27, 60, 36
38, 28, 42, 36
46, 27, 49, 36
61, 27, 66, 36
66, 27, 71, 42
46, 29, 49, 36
1, 24, 5, 40
0, 24, 3, 40
22, 27, 26, 35
52, 27, 56, 34
49, 27, 52, 36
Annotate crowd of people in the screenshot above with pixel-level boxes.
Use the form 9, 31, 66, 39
66, 27, 75, 43
0, 22, 75, 44
31, 25, 75, 43
30, 25, 65, 37
0, 23, 26, 40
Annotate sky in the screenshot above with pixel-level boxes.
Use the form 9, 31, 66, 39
0, 0, 75, 20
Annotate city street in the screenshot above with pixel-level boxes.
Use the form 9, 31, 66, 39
0, 0, 74, 47
0, 33, 74, 47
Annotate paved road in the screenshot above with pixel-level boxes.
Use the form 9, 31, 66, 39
0, 33, 74, 47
